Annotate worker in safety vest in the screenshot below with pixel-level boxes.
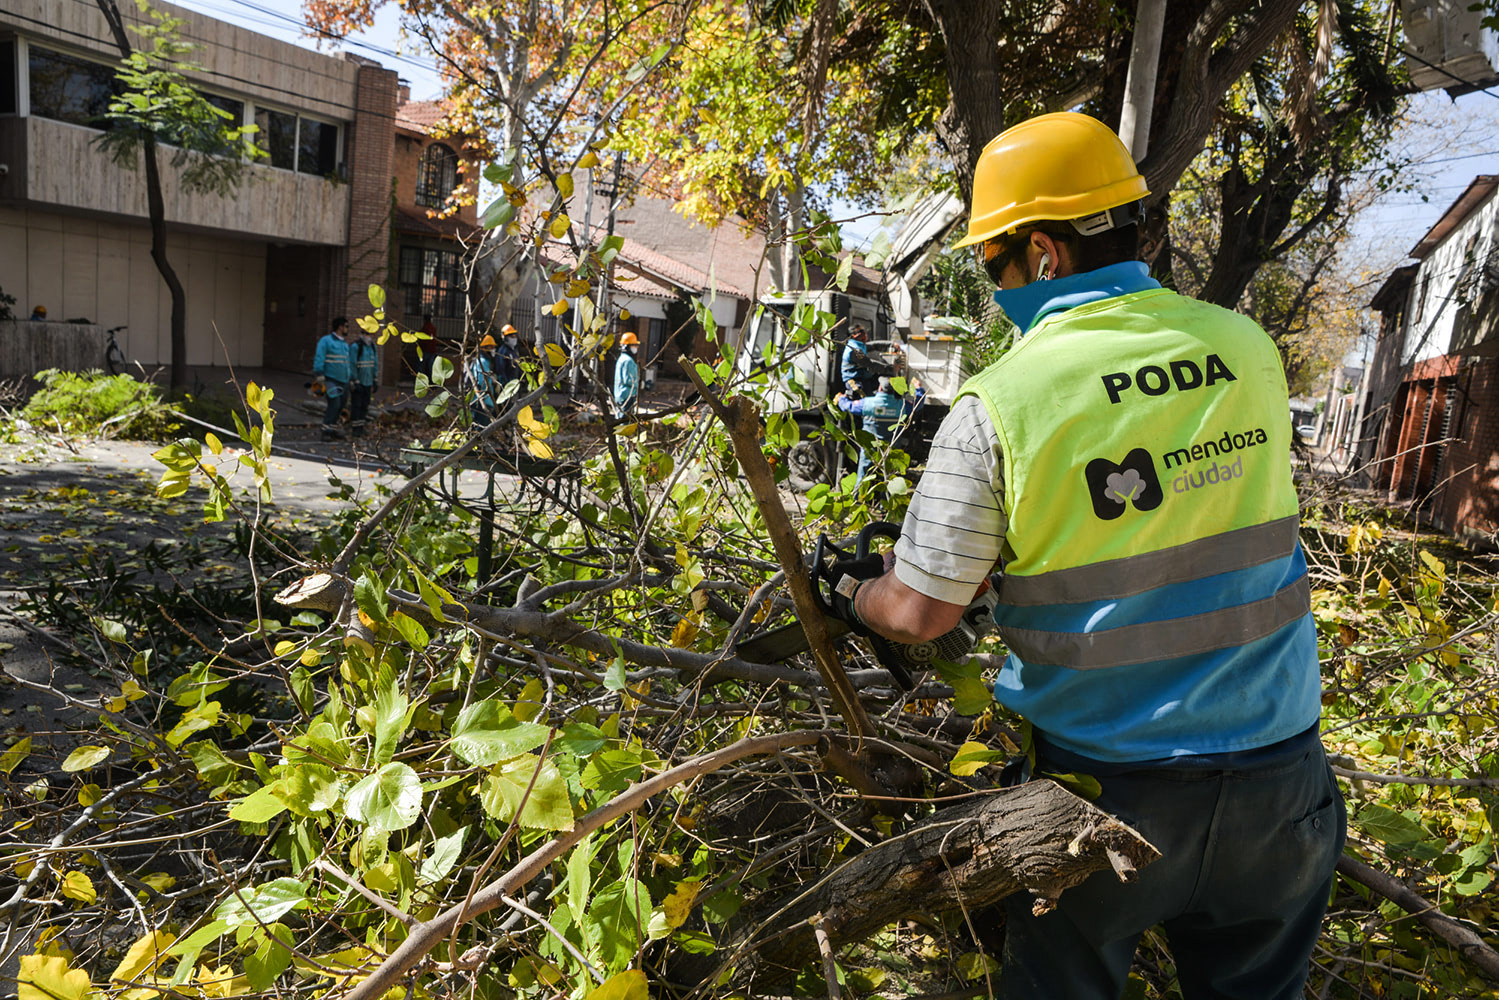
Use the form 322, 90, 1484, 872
824, 112, 1343, 999
835, 376, 924, 483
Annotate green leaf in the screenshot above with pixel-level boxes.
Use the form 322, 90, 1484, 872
956, 951, 999, 980
566, 833, 594, 921
229, 784, 289, 824
288, 665, 314, 715
61, 745, 110, 772
243, 923, 295, 991
603, 656, 627, 691
949, 741, 1006, 777
165, 919, 230, 981
950, 676, 994, 716
281, 763, 342, 815
833, 254, 853, 291
1357, 803, 1434, 852
480, 198, 516, 230
344, 762, 422, 832
584, 879, 652, 969
479, 754, 574, 831
371, 680, 409, 767
390, 612, 430, 649
214, 877, 308, 929
558, 722, 608, 757
165, 699, 221, 747
1042, 771, 1102, 800
450, 700, 550, 766
354, 570, 389, 623
580, 748, 643, 793
183, 740, 236, 786
417, 826, 469, 885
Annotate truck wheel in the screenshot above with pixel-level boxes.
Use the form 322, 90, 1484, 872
786, 422, 832, 491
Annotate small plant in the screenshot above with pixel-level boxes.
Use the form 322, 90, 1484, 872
20, 368, 179, 440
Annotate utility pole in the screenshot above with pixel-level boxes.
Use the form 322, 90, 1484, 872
1118, 0, 1167, 160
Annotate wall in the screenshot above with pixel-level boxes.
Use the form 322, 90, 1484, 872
0, 321, 106, 379
0, 205, 265, 367
1405, 190, 1499, 365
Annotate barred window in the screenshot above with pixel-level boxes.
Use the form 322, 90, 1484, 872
416, 143, 458, 208
400, 245, 464, 318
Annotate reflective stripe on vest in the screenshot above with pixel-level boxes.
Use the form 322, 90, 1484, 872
959, 288, 1304, 671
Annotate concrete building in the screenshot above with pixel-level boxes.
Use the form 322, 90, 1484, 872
0, 0, 435, 384
1362, 176, 1499, 544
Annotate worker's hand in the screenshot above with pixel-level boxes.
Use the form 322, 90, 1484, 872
835, 393, 846, 405
824, 552, 886, 636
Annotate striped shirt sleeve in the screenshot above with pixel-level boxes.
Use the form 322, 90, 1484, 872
893, 394, 1007, 605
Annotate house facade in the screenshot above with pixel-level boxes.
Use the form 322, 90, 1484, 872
0, 0, 422, 383
1362, 176, 1499, 543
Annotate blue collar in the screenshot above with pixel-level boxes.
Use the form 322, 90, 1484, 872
992, 261, 1160, 334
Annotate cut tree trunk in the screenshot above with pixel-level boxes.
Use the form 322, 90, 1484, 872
676, 778, 1158, 990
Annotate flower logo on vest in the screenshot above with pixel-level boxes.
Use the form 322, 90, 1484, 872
1085, 448, 1164, 520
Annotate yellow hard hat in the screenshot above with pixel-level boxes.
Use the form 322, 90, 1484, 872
619, 331, 640, 346
954, 112, 1150, 249
501, 324, 518, 336
480, 334, 497, 348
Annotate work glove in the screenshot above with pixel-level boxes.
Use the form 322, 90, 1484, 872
823, 551, 886, 637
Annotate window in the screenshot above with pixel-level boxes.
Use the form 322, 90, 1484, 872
298, 117, 337, 176
0, 40, 16, 115
203, 92, 244, 126
399, 245, 464, 318
29, 46, 119, 127
254, 105, 338, 174
415, 143, 458, 208
254, 107, 296, 170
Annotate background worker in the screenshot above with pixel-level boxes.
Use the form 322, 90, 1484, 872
496, 323, 522, 393
349, 326, 380, 438
840, 324, 882, 398
834, 376, 924, 482
613, 331, 640, 417
830, 112, 1343, 999
312, 317, 352, 441
467, 334, 500, 425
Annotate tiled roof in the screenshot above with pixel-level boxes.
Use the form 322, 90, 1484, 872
393, 207, 481, 241
396, 100, 446, 134
614, 235, 751, 300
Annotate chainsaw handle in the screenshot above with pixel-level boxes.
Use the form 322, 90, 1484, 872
810, 521, 901, 612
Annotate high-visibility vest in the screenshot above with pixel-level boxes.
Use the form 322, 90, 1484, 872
958, 287, 1319, 760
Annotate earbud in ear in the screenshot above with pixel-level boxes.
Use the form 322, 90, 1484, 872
1038, 254, 1052, 281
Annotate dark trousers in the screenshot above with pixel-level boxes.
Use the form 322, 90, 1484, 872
349, 384, 372, 434
321, 383, 347, 427
999, 736, 1345, 999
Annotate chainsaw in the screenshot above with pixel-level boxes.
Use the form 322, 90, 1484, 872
736, 521, 999, 690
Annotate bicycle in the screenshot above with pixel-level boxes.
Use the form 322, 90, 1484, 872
104, 325, 126, 375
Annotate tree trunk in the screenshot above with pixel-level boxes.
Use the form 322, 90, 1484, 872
922, 0, 1007, 202
95, 0, 189, 390
676, 778, 1159, 990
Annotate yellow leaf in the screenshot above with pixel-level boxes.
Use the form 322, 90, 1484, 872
140, 872, 177, 893
543, 342, 568, 366
551, 299, 570, 317
77, 784, 101, 807
111, 930, 176, 983
205, 433, 223, 455
619, 308, 631, 321
1, 736, 33, 776
955, 951, 999, 980
567, 279, 591, 297
577, 150, 600, 169
670, 617, 699, 648
121, 680, 146, 702
60, 871, 96, 905
548, 269, 569, 284
557, 174, 574, 199
515, 677, 545, 722
661, 879, 701, 930
549, 213, 571, 238
586, 970, 648, 1000
19, 954, 93, 1000
526, 438, 555, 460
299, 648, 321, 667
61, 745, 109, 772
106, 696, 126, 713
949, 741, 994, 777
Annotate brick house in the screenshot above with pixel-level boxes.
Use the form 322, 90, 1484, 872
0, 0, 446, 386
1361, 176, 1499, 544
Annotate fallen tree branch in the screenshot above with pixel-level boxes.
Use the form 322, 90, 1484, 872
682, 778, 1160, 989
1330, 764, 1499, 789
338, 730, 832, 1000
1336, 855, 1499, 981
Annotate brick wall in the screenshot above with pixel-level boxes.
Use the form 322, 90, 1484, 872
1438, 355, 1499, 541
344, 58, 399, 384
